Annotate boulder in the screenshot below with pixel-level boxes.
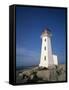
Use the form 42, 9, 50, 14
37, 70, 50, 81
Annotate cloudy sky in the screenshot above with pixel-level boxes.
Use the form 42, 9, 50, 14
16, 6, 67, 68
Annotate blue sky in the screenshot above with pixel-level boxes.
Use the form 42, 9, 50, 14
16, 6, 67, 68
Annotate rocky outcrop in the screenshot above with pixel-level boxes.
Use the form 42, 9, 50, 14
16, 64, 66, 83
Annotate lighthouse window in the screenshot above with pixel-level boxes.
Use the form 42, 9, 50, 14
44, 46, 46, 50
45, 39, 46, 42
44, 56, 46, 60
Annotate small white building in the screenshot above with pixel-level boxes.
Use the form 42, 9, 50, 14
39, 28, 58, 68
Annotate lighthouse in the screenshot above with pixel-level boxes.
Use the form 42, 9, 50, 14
39, 28, 58, 68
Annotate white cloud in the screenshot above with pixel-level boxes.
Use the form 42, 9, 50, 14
16, 47, 40, 67
16, 47, 40, 57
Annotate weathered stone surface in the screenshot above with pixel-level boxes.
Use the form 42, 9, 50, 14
16, 64, 66, 83
37, 70, 50, 81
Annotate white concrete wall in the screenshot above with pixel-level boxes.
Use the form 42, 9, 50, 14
47, 36, 54, 66
39, 35, 54, 68
39, 36, 48, 67
53, 54, 58, 65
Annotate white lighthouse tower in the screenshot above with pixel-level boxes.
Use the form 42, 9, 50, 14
39, 28, 54, 68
